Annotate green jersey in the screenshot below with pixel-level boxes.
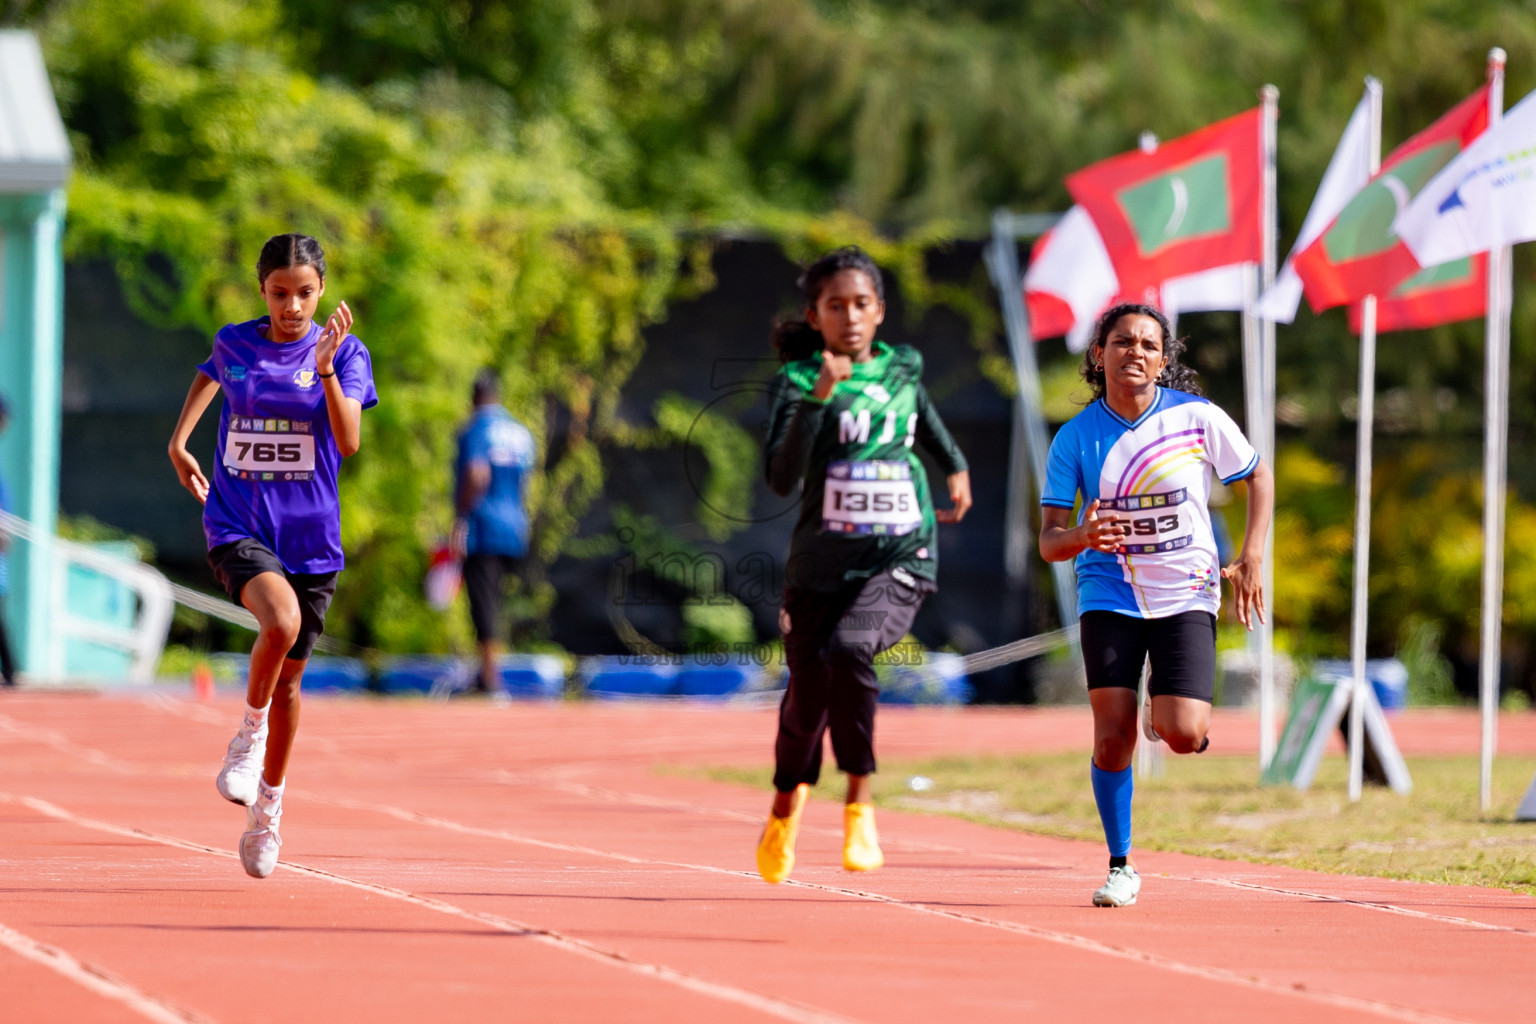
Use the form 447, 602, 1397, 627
764, 342, 968, 591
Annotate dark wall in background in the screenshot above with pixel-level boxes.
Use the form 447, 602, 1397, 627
60, 242, 1053, 699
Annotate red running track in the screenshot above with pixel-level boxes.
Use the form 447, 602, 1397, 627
1, 693, 1533, 1023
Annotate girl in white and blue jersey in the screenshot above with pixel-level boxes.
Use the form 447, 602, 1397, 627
1040, 303, 1273, 909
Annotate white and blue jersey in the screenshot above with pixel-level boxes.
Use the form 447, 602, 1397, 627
455, 406, 536, 557
1042, 387, 1258, 619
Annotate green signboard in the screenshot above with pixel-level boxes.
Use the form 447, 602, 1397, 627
1262, 672, 1411, 793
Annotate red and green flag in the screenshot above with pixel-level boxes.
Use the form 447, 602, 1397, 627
1065, 108, 1263, 296
1295, 84, 1489, 313
1347, 253, 1487, 334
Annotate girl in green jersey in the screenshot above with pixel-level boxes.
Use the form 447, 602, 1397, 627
756, 246, 971, 883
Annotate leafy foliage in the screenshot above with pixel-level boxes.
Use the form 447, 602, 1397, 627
13, 0, 1536, 662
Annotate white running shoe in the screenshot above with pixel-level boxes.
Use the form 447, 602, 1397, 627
240, 785, 283, 879
1092, 865, 1141, 907
216, 715, 268, 806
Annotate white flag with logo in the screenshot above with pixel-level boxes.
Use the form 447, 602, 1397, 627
1396, 85, 1536, 265
1253, 82, 1376, 323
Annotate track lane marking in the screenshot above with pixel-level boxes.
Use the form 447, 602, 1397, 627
299, 791, 1486, 1024
3, 701, 1525, 1022
0, 919, 215, 1024
8, 704, 1532, 939
1, 792, 866, 1024
488, 768, 1536, 938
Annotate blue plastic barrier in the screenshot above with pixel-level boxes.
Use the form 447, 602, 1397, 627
579, 657, 680, 698
676, 663, 756, 698
498, 654, 567, 698
379, 656, 466, 695
301, 657, 371, 693
1312, 658, 1409, 712
880, 652, 972, 705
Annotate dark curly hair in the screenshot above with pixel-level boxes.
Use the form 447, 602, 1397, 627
770, 246, 886, 364
1080, 302, 1201, 403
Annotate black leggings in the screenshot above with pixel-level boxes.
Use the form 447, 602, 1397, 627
1079, 609, 1217, 701
773, 570, 933, 792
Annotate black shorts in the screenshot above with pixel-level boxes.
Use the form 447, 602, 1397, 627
1079, 609, 1217, 701
208, 538, 339, 662
464, 553, 521, 642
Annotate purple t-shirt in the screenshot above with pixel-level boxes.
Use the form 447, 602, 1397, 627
196, 317, 378, 573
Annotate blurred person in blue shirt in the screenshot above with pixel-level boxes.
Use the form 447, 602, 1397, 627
453, 370, 536, 695
0, 395, 15, 686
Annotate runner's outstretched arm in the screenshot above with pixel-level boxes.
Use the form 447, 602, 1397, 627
168, 371, 221, 505
1220, 459, 1273, 630
913, 384, 970, 523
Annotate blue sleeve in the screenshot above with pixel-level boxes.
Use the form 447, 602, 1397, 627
460, 420, 489, 466
1040, 425, 1082, 510
337, 336, 378, 410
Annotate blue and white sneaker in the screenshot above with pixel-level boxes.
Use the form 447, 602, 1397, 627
1092, 865, 1141, 907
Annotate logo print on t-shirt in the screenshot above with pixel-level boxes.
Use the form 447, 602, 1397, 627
293, 368, 317, 390
224, 365, 247, 382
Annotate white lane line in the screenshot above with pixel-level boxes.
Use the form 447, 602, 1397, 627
777, 877, 1480, 1024
3, 793, 866, 1024
0, 713, 135, 775
0, 919, 215, 1024
1180, 876, 1536, 936
8, 703, 1531, 941
500, 769, 1536, 938
301, 791, 1482, 1024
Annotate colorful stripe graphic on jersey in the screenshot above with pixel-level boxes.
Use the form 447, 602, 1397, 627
1042, 388, 1257, 619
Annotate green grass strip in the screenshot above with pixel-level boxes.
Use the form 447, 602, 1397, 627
694, 752, 1536, 895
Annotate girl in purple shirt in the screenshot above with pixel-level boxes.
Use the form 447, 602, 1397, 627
168, 234, 376, 878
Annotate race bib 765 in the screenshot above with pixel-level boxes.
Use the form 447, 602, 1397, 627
223, 418, 316, 480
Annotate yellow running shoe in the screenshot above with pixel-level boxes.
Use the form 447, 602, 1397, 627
842, 802, 884, 872
756, 784, 809, 884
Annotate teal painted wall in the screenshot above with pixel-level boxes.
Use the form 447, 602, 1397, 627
0, 190, 66, 676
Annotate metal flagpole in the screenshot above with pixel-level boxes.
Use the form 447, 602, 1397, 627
986, 210, 1078, 634
1479, 48, 1510, 814
1240, 89, 1278, 772
1258, 84, 1280, 770
1348, 78, 1384, 803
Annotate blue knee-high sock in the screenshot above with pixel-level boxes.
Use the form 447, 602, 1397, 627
1089, 761, 1133, 859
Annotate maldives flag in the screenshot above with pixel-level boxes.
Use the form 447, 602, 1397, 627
1066, 108, 1262, 296
1295, 84, 1489, 312
1347, 253, 1487, 333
